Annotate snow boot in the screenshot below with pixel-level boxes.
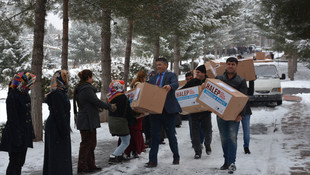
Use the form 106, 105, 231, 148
244, 147, 251, 154
228, 163, 236, 174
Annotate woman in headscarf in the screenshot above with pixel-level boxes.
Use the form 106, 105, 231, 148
125, 70, 146, 158
43, 70, 72, 175
0, 72, 36, 175
74, 69, 115, 173
107, 80, 136, 164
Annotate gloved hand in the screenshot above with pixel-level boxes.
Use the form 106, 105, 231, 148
110, 103, 117, 112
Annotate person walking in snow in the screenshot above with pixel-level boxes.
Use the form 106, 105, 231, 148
123, 70, 147, 158
145, 57, 181, 167
181, 65, 213, 159
74, 69, 116, 173
0, 72, 36, 175
107, 80, 137, 164
43, 70, 72, 175
237, 56, 254, 154
215, 57, 248, 174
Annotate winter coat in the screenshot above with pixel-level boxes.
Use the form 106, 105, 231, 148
0, 89, 35, 153
108, 94, 136, 136
43, 89, 72, 175
75, 83, 110, 131
216, 72, 248, 117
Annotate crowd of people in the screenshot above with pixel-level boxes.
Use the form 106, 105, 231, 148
0, 57, 253, 174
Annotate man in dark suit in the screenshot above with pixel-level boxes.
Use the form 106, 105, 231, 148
145, 57, 182, 167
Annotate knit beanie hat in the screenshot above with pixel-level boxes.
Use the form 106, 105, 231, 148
196, 65, 206, 73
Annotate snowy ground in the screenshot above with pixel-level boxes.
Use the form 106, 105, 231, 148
0, 62, 309, 175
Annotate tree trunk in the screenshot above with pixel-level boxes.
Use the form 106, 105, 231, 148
100, 7, 111, 122
214, 48, 218, 59
61, 0, 69, 70
219, 48, 223, 58
203, 45, 206, 63
31, 0, 47, 142
173, 34, 180, 76
124, 18, 134, 90
191, 57, 195, 70
153, 35, 160, 71
293, 55, 297, 73
288, 54, 295, 81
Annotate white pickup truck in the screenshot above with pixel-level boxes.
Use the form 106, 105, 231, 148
250, 63, 286, 106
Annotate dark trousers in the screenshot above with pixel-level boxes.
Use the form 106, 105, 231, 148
6, 150, 27, 175
78, 130, 97, 171
142, 115, 151, 144
149, 111, 179, 164
191, 112, 212, 154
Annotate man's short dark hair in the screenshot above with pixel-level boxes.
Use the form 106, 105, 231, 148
226, 57, 238, 64
185, 72, 193, 77
156, 57, 168, 65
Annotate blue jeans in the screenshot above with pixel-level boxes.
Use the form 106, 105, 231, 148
241, 114, 251, 148
217, 116, 240, 164
113, 134, 131, 156
188, 115, 204, 144
149, 111, 179, 164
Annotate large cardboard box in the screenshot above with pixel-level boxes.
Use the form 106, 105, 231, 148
196, 78, 248, 121
204, 62, 217, 78
215, 65, 226, 76
236, 59, 256, 81
175, 86, 208, 114
213, 59, 256, 81
131, 82, 168, 114
255, 52, 266, 60
209, 60, 221, 68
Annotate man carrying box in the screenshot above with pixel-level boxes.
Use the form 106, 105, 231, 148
145, 57, 182, 168
215, 57, 247, 174
181, 65, 212, 159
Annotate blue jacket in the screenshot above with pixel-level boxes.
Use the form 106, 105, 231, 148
149, 71, 182, 114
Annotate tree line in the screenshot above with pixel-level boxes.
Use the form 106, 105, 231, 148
0, 0, 309, 141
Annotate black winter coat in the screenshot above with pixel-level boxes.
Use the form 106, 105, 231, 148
0, 89, 35, 153
216, 72, 248, 117
75, 83, 110, 130
244, 80, 254, 115
43, 89, 72, 175
108, 94, 136, 136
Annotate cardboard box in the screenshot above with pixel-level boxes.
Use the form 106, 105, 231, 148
175, 86, 208, 114
125, 88, 137, 105
236, 59, 256, 81
215, 65, 226, 76
213, 59, 256, 81
131, 82, 168, 114
125, 88, 150, 117
204, 62, 217, 78
209, 60, 221, 68
196, 78, 248, 121
255, 52, 266, 60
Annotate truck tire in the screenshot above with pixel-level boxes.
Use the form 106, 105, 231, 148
277, 100, 282, 105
